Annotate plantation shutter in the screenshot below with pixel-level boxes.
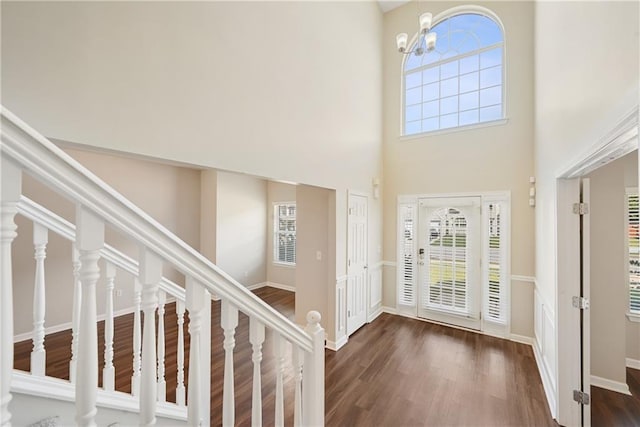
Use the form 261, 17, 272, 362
398, 203, 417, 307
627, 189, 640, 314
484, 201, 507, 323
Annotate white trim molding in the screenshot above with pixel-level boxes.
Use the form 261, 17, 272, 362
533, 338, 558, 419
247, 281, 296, 293
367, 306, 384, 323
590, 375, 632, 396
626, 358, 640, 370
511, 275, 536, 283
325, 336, 348, 352
626, 312, 640, 323
509, 334, 534, 346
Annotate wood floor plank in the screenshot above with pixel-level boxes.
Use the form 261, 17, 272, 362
13, 287, 568, 426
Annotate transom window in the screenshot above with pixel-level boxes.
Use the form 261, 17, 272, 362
274, 203, 296, 265
403, 12, 504, 135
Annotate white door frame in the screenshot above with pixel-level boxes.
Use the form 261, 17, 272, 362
555, 106, 638, 426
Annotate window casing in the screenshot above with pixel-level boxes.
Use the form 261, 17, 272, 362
402, 11, 505, 136
274, 203, 296, 265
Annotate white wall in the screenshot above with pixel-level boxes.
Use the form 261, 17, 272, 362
382, 1, 535, 338
266, 181, 296, 288
12, 146, 202, 335
587, 152, 636, 385
216, 171, 267, 287
534, 1, 639, 421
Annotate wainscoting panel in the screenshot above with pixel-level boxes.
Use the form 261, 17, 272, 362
534, 284, 557, 419
368, 262, 383, 322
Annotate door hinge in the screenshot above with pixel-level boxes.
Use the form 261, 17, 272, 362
572, 296, 590, 310
573, 202, 589, 215
573, 390, 590, 405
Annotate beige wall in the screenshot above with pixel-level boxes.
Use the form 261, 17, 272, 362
295, 185, 336, 337
200, 169, 218, 262
216, 171, 267, 287
266, 181, 297, 288
2, 2, 384, 341
382, 1, 535, 337
12, 147, 201, 335
587, 152, 637, 384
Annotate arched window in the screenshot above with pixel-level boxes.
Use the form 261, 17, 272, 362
403, 10, 504, 135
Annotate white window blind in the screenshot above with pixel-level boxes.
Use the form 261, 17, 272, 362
484, 201, 507, 323
398, 203, 417, 307
274, 203, 296, 265
427, 208, 468, 312
627, 189, 640, 314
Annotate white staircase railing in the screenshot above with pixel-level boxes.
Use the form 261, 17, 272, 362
0, 106, 325, 426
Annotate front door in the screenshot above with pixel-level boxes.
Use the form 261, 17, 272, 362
418, 197, 481, 329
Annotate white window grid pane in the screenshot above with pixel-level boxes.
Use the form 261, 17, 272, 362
404, 39, 504, 135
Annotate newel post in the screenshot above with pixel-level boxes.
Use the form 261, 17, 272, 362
1, 158, 21, 427
302, 311, 324, 427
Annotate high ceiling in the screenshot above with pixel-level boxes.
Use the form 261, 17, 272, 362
377, 0, 410, 13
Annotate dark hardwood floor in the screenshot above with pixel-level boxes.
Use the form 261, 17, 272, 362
15, 287, 563, 426
591, 367, 640, 426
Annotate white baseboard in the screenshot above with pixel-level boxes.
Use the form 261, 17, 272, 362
626, 358, 640, 370
247, 281, 296, 293
326, 335, 348, 352
510, 333, 534, 346
367, 306, 383, 323
13, 305, 138, 343
591, 375, 632, 395
533, 339, 557, 419
265, 281, 296, 293
381, 305, 397, 315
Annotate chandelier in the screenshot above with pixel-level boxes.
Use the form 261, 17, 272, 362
395, 12, 437, 56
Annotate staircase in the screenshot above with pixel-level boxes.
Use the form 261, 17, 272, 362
0, 107, 325, 426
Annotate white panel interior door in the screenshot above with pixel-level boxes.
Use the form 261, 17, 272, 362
347, 193, 368, 336
418, 197, 481, 330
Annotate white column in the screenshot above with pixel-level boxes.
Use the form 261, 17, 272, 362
293, 347, 303, 427
221, 300, 238, 427
273, 332, 286, 427
1, 158, 21, 427
156, 290, 166, 403
250, 318, 265, 427
302, 311, 324, 427
175, 300, 186, 407
186, 277, 206, 426
30, 223, 48, 377
139, 248, 161, 426
75, 206, 105, 427
102, 262, 116, 392
131, 278, 142, 397
69, 246, 81, 384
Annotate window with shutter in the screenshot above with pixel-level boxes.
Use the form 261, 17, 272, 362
627, 189, 640, 315
398, 203, 417, 308
274, 203, 296, 265
484, 201, 507, 323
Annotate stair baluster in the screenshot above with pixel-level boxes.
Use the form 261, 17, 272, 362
176, 300, 186, 406
131, 278, 142, 397
139, 248, 162, 425
273, 332, 286, 427
250, 318, 265, 427
75, 206, 104, 427
157, 290, 166, 402
221, 300, 238, 427
69, 246, 81, 383
30, 223, 48, 377
186, 277, 205, 426
102, 261, 116, 391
